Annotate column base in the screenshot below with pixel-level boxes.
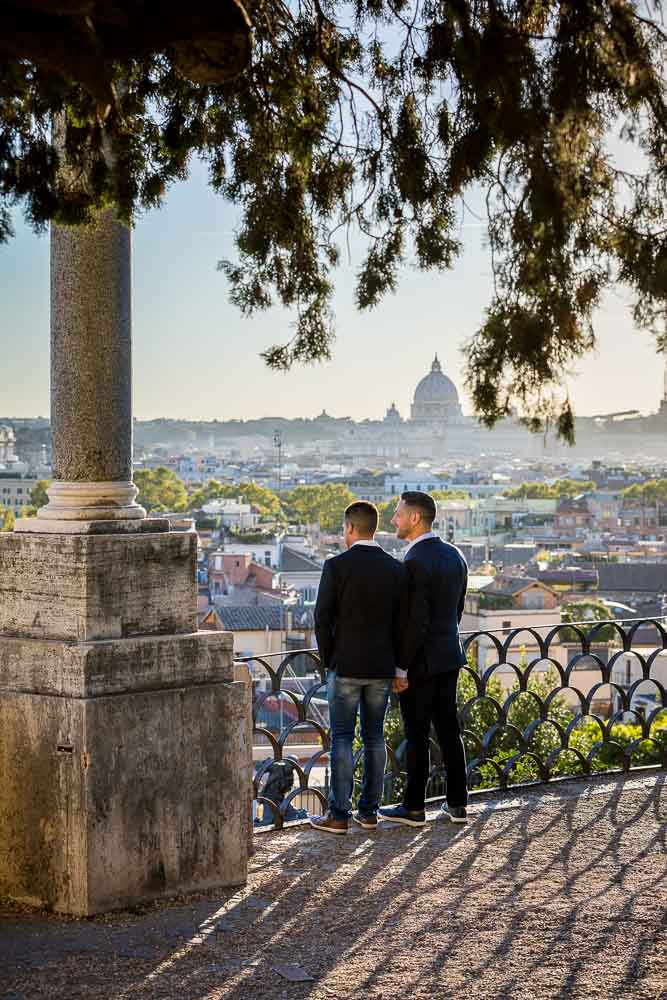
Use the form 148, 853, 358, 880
0, 631, 251, 915
15, 517, 170, 535
36, 480, 146, 522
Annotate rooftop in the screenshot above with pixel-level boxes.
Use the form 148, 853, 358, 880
597, 562, 667, 593
2, 772, 665, 999
480, 573, 545, 597
280, 546, 323, 573
213, 606, 284, 631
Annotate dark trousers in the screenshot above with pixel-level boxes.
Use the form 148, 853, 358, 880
399, 669, 468, 811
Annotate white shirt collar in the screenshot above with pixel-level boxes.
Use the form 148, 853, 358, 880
351, 539, 379, 548
404, 530, 437, 555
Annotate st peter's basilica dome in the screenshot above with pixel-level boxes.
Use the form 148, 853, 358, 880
410, 355, 463, 423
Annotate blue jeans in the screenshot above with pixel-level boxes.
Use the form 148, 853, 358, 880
327, 672, 391, 820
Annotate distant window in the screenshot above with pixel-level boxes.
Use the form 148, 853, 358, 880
235, 560, 240, 567
16, 488, 22, 494
416, 484, 421, 491
502, 620, 512, 634
265, 551, 271, 566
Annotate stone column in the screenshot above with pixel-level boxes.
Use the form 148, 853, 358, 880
16, 211, 145, 528
0, 207, 250, 914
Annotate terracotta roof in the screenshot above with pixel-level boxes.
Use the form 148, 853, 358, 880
481, 574, 545, 597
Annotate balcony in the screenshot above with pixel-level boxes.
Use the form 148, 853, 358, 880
243, 618, 667, 830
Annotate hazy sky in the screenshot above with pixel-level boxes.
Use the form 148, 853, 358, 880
1, 157, 663, 423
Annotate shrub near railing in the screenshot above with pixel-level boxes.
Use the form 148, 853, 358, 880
240, 617, 667, 830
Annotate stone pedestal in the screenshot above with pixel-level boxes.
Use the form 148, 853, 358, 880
0, 531, 251, 915
0, 529, 198, 641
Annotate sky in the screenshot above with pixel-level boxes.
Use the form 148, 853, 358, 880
1, 157, 664, 423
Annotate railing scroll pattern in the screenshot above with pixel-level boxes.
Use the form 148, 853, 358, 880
238, 617, 667, 830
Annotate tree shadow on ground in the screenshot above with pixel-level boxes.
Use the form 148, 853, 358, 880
2, 773, 666, 1000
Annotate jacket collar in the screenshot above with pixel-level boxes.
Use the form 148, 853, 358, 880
404, 530, 438, 556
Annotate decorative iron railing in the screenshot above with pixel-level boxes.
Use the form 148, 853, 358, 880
238, 617, 667, 830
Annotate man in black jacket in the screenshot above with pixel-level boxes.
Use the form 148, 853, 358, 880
310, 501, 407, 834
380, 491, 469, 827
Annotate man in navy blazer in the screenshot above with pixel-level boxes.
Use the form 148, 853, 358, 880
380, 491, 469, 827
311, 500, 408, 834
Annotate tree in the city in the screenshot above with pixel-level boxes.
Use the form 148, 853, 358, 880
621, 477, 667, 526
561, 600, 618, 641
622, 478, 667, 504
503, 478, 596, 499
2, 2, 666, 440
188, 479, 283, 520
377, 498, 399, 532
282, 483, 355, 532
0, 506, 15, 532
431, 488, 471, 501
134, 467, 188, 512
28, 480, 50, 510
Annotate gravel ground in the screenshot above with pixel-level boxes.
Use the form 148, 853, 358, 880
2, 771, 666, 1000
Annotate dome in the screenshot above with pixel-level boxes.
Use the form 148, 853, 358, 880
411, 355, 463, 423
414, 355, 460, 405
384, 401, 402, 424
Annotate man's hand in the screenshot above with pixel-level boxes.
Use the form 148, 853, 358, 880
393, 676, 409, 694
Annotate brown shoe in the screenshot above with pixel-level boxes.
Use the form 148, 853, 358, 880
309, 812, 348, 835
352, 812, 378, 831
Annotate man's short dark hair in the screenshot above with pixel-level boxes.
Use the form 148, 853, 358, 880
401, 491, 436, 527
345, 500, 378, 536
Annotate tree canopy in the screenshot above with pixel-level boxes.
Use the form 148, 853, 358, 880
2, 1, 666, 438
0, 506, 14, 532
431, 488, 471, 501
28, 479, 50, 510
621, 477, 667, 503
189, 479, 284, 518
282, 483, 356, 531
561, 600, 618, 640
134, 466, 188, 512
503, 478, 596, 499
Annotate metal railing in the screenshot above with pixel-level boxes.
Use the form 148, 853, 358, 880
237, 617, 667, 830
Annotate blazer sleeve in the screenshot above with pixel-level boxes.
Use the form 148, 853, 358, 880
399, 558, 430, 674
314, 558, 337, 671
457, 560, 468, 624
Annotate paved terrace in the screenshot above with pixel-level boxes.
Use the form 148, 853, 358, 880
2, 772, 666, 1000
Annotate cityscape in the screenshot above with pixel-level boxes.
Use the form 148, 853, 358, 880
2, 3, 666, 996
3, 353, 667, 823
